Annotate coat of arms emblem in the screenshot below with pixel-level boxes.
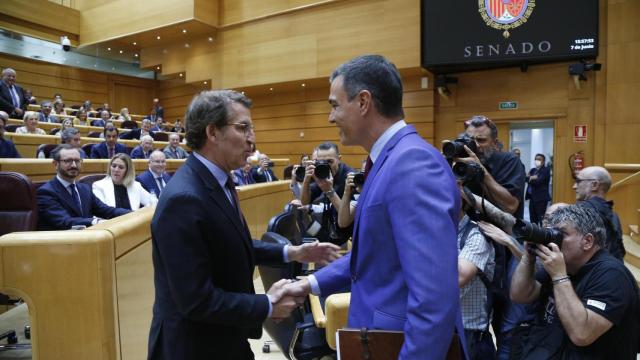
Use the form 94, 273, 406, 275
479, 0, 536, 38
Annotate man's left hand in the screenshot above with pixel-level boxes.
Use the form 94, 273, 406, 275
315, 173, 334, 192
288, 240, 341, 266
534, 243, 567, 279
456, 145, 487, 173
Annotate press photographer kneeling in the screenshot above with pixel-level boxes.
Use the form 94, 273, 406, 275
510, 205, 639, 359
300, 142, 354, 245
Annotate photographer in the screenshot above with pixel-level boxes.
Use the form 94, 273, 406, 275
511, 205, 639, 359
290, 154, 311, 199
337, 171, 364, 228
300, 142, 354, 244
251, 153, 278, 183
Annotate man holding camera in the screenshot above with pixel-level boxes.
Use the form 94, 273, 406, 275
251, 154, 279, 183
511, 205, 639, 359
300, 142, 354, 245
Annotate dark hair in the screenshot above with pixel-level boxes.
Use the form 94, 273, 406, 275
103, 126, 118, 136
330, 55, 404, 118
316, 141, 340, 155
535, 153, 546, 163
547, 205, 606, 248
51, 144, 76, 161
185, 90, 252, 150
465, 115, 498, 139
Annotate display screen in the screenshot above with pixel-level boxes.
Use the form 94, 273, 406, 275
421, 0, 599, 73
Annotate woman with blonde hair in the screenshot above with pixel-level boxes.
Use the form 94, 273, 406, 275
16, 111, 46, 135
50, 118, 73, 135
92, 153, 155, 210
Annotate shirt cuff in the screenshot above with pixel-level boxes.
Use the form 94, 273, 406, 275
266, 294, 273, 318
308, 274, 321, 296
283, 245, 290, 263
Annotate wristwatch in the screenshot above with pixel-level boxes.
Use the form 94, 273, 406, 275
324, 190, 335, 198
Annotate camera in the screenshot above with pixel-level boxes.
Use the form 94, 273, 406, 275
314, 160, 332, 179
442, 135, 478, 159
452, 162, 484, 185
295, 165, 306, 182
266, 161, 274, 168
512, 219, 564, 247
353, 171, 365, 187
61, 36, 71, 52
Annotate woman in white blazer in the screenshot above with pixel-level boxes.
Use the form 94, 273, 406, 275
93, 153, 155, 210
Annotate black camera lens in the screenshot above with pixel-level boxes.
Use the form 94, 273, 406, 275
295, 165, 306, 182
267, 161, 274, 168
314, 160, 331, 179
452, 162, 484, 185
353, 172, 365, 187
442, 135, 478, 158
512, 219, 564, 247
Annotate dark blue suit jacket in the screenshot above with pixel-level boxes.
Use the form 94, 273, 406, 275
250, 166, 278, 183
148, 155, 284, 359
0, 82, 26, 116
36, 177, 130, 230
233, 169, 255, 186
136, 170, 171, 196
314, 125, 465, 358
527, 166, 551, 203
90, 142, 126, 159
0, 139, 20, 158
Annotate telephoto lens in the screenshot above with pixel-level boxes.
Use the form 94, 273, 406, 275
314, 160, 331, 179
295, 165, 306, 182
353, 172, 365, 187
266, 161, 275, 168
452, 162, 484, 185
512, 219, 564, 247
442, 135, 478, 158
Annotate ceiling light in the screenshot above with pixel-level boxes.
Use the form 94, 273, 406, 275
208, 37, 214, 42
301, 83, 306, 87
156, 66, 160, 70
269, 88, 273, 91
107, 47, 111, 51
179, 73, 183, 77
184, 43, 190, 48
203, 81, 207, 85
119, 50, 123, 54
132, 42, 137, 46
156, 35, 161, 40
182, 29, 187, 34
134, 54, 139, 57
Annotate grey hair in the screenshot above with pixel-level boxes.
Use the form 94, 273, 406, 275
60, 127, 80, 144
330, 55, 404, 119
584, 166, 612, 192
140, 134, 154, 143
547, 204, 606, 248
2, 68, 16, 76
184, 90, 252, 150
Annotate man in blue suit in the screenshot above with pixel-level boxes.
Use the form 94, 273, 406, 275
287, 55, 465, 359
0, 68, 26, 118
91, 127, 126, 159
36, 144, 130, 230
136, 150, 171, 197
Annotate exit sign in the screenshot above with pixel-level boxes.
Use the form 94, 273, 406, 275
499, 101, 518, 110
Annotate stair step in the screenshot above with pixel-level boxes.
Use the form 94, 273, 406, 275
623, 235, 640, 269
624, 261, 640, 286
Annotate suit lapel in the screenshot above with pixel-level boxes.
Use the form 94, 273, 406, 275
350, 125, 417, 275
186, 157, 254, 264
52, 178, 82, 216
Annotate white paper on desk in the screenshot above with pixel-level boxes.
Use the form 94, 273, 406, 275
336, 330, 341, 360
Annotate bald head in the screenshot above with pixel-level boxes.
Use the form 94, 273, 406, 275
574, 166, 612, 201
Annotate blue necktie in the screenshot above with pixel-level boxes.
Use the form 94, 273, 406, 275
68, 183, 82, 215
9, 86, 20, 108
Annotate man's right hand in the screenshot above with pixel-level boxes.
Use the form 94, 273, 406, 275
267, 279, 305, 320
14, 108, 23, 117
344, 172, 355, 196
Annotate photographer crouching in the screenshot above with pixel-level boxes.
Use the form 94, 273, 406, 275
510, 205, 639, 359
300, 142, 354, 245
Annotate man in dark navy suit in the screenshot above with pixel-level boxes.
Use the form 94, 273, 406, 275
91, 127, 126, 159
136, 150, 171, 197
147, 90, 339, 359
0, 68, 26, 118
36, 144, 130, 230
251, 154, 279, 183
0, 111, 20, 158
119, 118, 155, 140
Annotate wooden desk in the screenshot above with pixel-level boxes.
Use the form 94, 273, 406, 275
6, 119, 131, 137
0, 181, 293, 359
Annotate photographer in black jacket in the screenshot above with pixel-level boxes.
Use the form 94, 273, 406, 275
300, 142, 354, 245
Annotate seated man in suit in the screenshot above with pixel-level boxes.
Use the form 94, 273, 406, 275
90, 110, 110, 127
38, 101, 59, 123
233, 160, 255, 186
36, 144, 130, 230
119, 118, 155, 140
136, 150, 171, 197
0, 111, 20, 158
39, 127, 87, 159
251, 154, 279, 183
130, 135, 154, 159
163, 133, 189, 159
91, 126, 126, 159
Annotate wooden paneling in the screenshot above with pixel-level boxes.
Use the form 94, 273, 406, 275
0, 0, 80, 35
112, 83, 155, 116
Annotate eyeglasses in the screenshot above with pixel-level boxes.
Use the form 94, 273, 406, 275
575, 178, 596, 184
60, 159, 83, 165
225, 122, 255, 135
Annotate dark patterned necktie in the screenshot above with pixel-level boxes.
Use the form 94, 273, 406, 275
225, 176, 245, 225
68, 183, 82, 215
363, 156, 373, 180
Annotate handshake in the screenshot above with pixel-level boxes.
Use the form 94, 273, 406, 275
267, 278, 312, 321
